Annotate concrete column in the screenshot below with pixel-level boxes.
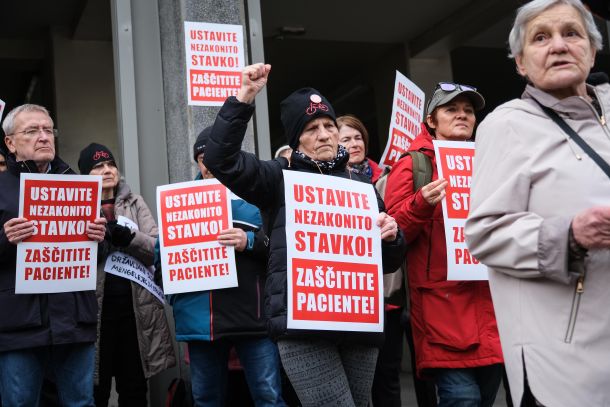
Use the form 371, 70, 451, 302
157, 0, 256, 183
409, 55, 454, 101
150, 1, 254, 406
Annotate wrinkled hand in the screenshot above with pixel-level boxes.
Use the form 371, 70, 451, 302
571, 207, 610, 249
106, 220, 135, 247
217, 228, 247, 252
236, 63, 271, 104
377, 212, 398, 242
87, 217, 107, 242
3, 217, 35, 244
421, 178, 448, 206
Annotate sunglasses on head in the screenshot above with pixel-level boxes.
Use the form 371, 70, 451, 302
436, 82, 477, 92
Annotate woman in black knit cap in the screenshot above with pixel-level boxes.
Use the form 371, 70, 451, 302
78, 143, 175, 407
203, 63, 406, 407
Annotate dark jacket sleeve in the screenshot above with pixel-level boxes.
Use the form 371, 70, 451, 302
376, 188, 407, 274
248, 228, 270, 262
203, 96, 282, 210
0, 222, 14, 263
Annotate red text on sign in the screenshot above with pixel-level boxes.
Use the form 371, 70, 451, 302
291, 258, 379, 323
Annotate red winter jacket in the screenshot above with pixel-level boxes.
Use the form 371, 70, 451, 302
384, 124, 503, 377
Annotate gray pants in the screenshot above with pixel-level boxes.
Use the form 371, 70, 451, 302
277, 339, 378, 407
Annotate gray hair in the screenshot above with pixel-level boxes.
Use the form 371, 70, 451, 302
2, 104, 52, 135
508, 0, 603, 58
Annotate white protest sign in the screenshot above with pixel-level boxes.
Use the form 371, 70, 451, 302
156, 179, 237, 294
380, 71, 425, 168
283, 170, 383, 332
104, 252, 164, 303
16, 174, 101, 293
184, 21, 245, 106
432, 140, 488, 280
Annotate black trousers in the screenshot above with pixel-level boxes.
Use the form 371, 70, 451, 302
94, 313, 147, 407
405, 317, 438, 407
372, 308, 404, 407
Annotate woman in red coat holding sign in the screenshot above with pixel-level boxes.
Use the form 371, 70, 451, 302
384, 83, 503, 407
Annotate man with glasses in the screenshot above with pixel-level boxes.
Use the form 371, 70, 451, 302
0, 104, 106, 406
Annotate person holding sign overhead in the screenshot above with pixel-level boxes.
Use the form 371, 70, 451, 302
385, 84, 504, 407
466, 1, 610, 405
77, 143, 176, 407
0, 104, 106, 406
203, 63, 405, 407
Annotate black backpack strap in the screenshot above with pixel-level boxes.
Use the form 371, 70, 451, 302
533, 99, 610, 180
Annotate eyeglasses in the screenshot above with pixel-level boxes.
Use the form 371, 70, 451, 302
436, 82, 477, 92
10, 127, 58, 138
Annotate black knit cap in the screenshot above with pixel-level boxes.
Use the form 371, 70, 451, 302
78, 143, 116, 175
193, 126, 212, 162
280, 88, 336, 149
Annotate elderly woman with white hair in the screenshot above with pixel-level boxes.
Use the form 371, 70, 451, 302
465, 0, 610, 406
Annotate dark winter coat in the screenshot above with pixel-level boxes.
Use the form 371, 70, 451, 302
0, 154, 97, 352
95, 180, 175, 380
204, 96, 406, 347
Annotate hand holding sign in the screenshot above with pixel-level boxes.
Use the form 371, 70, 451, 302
217, 227, 248, 252
86, 217, 107, 242
421, 178, 448, 206
4, 217, 35, 244
106, 220, 135, 247
377, 212, 398, 242
236, 63, 271, 104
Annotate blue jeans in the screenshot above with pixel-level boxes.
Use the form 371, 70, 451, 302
189, 337, 285, 407
0, 343, 95, 407
435, 364, 503, 407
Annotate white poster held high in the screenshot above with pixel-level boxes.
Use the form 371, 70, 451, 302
379, 71, 425, 168
184, 21, 245, 106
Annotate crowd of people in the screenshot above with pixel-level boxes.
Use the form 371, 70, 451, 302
0, 0, 609, 406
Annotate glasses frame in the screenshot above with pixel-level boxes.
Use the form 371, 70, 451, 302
437, 82, 477, 92
9, 127, 58, 138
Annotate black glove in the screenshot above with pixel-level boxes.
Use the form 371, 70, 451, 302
106, 220, 135, 247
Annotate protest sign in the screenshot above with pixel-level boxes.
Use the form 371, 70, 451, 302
184, 21, 244, 106
105, 252, 164, 303
16, 174, 101, 293
379, 71, 425, 168
432, 140, 488, 280
283, 170, 383, 332
157, 179, 236, 294
103, 215, 164, 303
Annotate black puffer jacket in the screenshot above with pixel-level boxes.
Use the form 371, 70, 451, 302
0, 154, 98, 352
204, 96, 406, 347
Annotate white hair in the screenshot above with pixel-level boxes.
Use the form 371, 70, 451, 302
508, 0, 603, 58
2, 104, 52, 135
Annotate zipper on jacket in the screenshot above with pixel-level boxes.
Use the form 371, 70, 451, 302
564, 274, 585, 343
209, 292, 214, 341
580, 92, 610, 139
257, 275, 261, 319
